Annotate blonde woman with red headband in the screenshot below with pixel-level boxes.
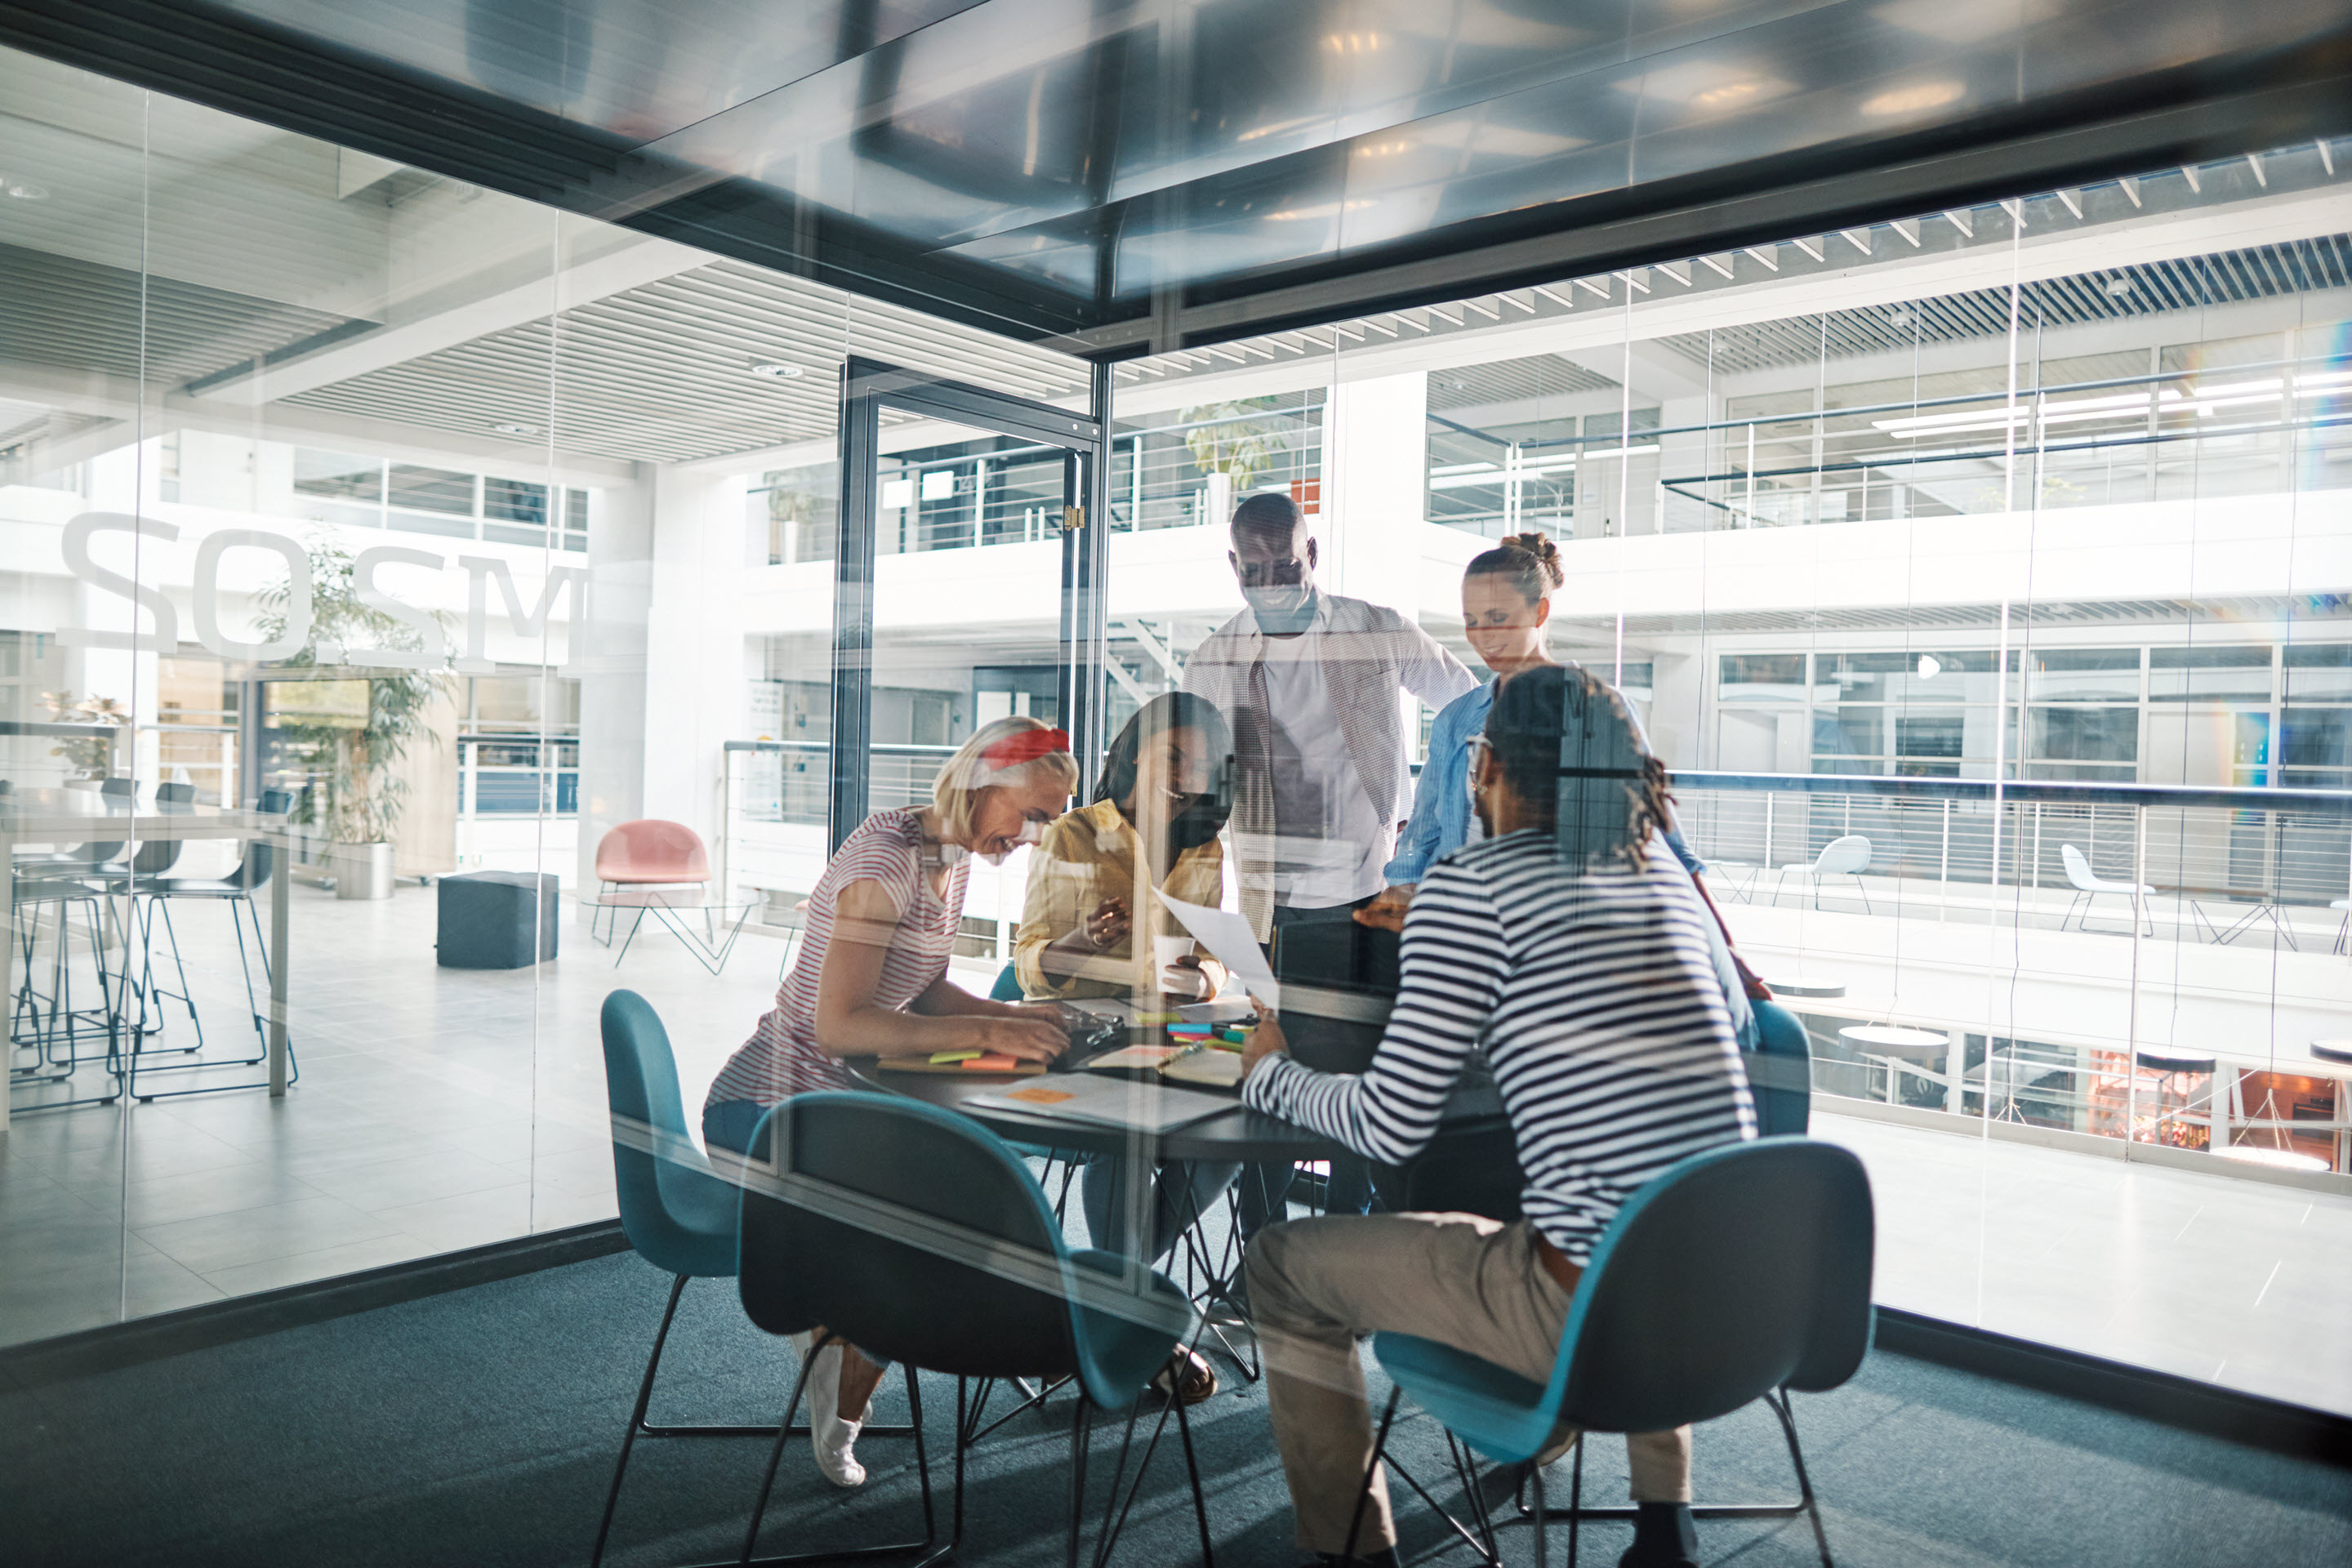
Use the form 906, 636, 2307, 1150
701, 715, 1078, 1488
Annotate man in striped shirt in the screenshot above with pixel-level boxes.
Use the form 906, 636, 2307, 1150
1238, 663, 1757, 1568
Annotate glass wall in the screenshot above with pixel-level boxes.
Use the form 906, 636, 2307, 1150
0, 42, 1086, 1345
1086, 147, 2352, 1415
2, 36, 2345, 1424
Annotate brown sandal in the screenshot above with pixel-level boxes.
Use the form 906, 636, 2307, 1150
1151, 1346, 1219, 1405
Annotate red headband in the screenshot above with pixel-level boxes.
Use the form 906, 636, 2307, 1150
979, 727, 1071, 769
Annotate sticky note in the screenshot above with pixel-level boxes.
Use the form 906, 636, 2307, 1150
929, 1049, 983, 1064
1007, 1086, 1075, 1105
960, 1054, 1021, 1071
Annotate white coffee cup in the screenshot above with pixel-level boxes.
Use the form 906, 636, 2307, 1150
1153, 935, 1192, 969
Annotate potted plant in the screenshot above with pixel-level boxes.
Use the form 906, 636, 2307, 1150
256, 544, 452, 900
41, 692, 129, 783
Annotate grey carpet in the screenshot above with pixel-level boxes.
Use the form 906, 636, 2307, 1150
2, 1250, 2346, 1568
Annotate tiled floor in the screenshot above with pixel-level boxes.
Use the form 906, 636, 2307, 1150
7, 883, 2348, 1424
1, 880, 785, 1345
1815, 1108, 2352, 1417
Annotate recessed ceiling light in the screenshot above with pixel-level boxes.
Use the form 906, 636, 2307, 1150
5, 180, 48, 200
492, 421, 541, 436
749, 362, 804, 380
2106, 278, 2134, 296
1862, 82, 1965, 118
1886, 310, 1913, 327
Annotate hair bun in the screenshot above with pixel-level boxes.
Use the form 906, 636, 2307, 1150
1504, 530, 1566, 589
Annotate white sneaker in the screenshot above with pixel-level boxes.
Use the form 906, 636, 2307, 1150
795, 1335, 866, 1488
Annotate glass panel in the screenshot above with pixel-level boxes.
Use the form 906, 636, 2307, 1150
386, 463, 477, 516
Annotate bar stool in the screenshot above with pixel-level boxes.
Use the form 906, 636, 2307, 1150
10, 778, 142, 1075
123, 787, 297, 1102
2136, 1049, 2218, 1147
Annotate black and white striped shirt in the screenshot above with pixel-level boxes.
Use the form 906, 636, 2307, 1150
1243, 828, 1756, 1263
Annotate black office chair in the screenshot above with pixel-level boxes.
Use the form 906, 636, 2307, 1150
734, 1091, 1215, 1568
123, 787, 297, 1101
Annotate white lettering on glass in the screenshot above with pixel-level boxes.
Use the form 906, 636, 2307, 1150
353, 546, 445, 669
457, 555, 588, 672
56, 516, 581, 667
57, 513, 180, 650
193, 529, 311, 661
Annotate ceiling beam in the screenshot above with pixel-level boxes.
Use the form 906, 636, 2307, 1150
185, 229, 711, 407
1105, 183, 2352, 416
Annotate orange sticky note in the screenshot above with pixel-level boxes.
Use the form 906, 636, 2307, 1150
1007, 1086, 1076, 1104
961, 1054, 1021, 1071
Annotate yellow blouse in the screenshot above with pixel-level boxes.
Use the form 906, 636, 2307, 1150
1012, 797, 1229, 1000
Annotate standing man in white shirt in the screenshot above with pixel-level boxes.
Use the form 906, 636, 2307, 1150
1184, 492, 1478, 938
1184, 492, 1477, 1241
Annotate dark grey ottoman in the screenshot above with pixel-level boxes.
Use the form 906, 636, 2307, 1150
436, 871, 559, 969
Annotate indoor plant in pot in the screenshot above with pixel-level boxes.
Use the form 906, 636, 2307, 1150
256, 545, 451, 900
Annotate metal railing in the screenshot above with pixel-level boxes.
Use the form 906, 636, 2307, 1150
1672, 770, 2352, 935
1676, 768, 2352, 1178
1428, 354, 2352, 538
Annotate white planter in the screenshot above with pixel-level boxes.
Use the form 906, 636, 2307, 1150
330, 840, 396, 901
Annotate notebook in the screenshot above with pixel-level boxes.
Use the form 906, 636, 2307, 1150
964, 1074, 1235, 1134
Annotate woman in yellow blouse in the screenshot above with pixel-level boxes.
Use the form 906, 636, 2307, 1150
1013, 692, 1240, 1401
1014, 691, 1232, 1004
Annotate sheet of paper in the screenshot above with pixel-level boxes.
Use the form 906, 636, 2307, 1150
965, 1074, 1234, 1134
1156, 893, 1279, 1011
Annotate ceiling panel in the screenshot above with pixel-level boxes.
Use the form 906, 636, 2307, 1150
282, 257, 1089, 464
3, 0, 2346, 354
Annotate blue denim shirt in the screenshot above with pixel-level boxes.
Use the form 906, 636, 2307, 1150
1386, 675, 1749, 1043
1388, 676, 1709, 884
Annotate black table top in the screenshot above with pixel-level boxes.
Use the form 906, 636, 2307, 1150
844, 1051, 1509, 1164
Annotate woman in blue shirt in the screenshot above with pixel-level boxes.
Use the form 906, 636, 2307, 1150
1366, 532, 1757, 1040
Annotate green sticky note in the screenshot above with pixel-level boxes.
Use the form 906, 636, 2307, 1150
929, 1049, 984, 1065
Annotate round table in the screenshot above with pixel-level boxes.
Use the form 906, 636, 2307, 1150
843, 1056, 1362, 1163
1837, 1025, 1947, 1058
846, 1054, 1512, 1169
1766, 977, 1846, 999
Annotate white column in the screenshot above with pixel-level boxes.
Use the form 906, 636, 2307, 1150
636, 466, 751, 875
1320, 371, 1430, 617
570, 462, 657, 905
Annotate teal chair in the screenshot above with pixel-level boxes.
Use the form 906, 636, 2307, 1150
735, 1091, 1214, 1568
590, 992, 914, 1565
1747, 1000, 1813, 1138
1358, 1138, 1873, 1567
592, 990, 768, 1566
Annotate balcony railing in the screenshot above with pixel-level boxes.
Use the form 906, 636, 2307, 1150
1678, 768, 2351, 1183
1672, 769, 2351, 938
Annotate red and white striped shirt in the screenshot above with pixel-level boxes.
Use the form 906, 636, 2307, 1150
705, 808, 969, 1110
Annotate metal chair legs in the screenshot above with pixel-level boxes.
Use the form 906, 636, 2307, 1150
591, 1272, 698, 1568
1512, 1388, 1835, 1567
738, 1342, 944, 1568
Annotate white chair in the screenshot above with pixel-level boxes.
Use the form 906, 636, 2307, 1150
1772, 835, 1873, 911
2060, 844, 2154, 936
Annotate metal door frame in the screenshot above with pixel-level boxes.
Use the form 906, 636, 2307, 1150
832, 358, 1111, 851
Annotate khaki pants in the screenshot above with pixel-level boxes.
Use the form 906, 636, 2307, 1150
1244, 1211, 1692, 1555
